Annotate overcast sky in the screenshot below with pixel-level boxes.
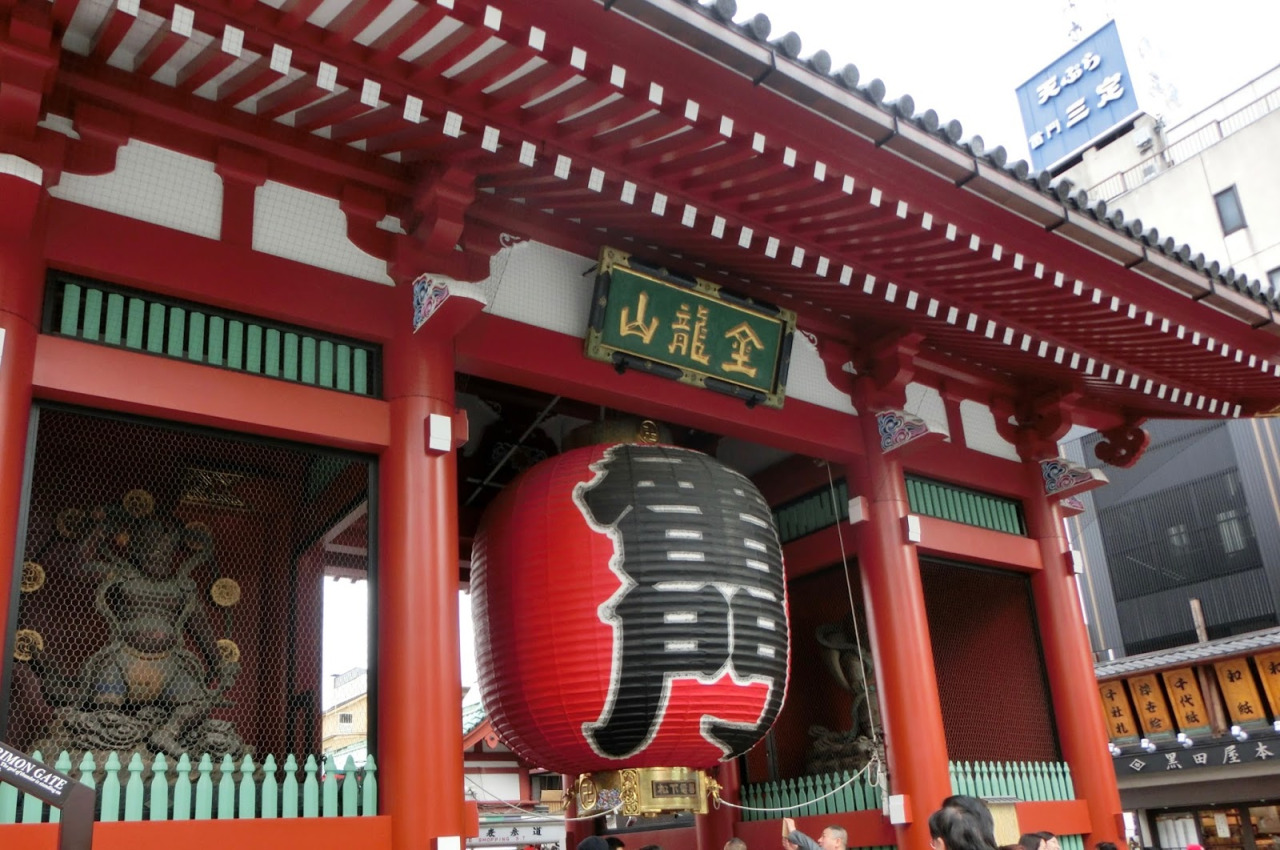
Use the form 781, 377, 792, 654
734, 0, 1280, 163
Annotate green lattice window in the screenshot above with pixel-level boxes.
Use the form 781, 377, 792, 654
906, 476, 1026, 535
43, 273, 381, 397
771, 475, 1025, 543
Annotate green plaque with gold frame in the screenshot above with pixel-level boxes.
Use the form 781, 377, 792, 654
585, 247, 796, 409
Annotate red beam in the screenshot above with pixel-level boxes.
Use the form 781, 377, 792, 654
216, 54, 289, 105
456, 314, 862, 461
133, 20, 191, 78
174, 37, 239, 93
54, 54, 410, 196
323, 0, 392, 49
0, 817, 393, 850
916, 515, 1043, 572
34, 334, 391, 452
1015, 800, 1092, 838
90, 1, 137, 60
43, 199, 398, 341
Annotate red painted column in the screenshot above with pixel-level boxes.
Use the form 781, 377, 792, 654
562, 781, 595, 850
378, 315, 465, 850
0, 169, 46, 705
1024, 479, 1124, 846
848, 401, 951, 850
695, 760, 740, 850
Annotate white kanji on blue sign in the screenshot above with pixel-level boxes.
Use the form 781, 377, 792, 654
1015, 21, 1141, 172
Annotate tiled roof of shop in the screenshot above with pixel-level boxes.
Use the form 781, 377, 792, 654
1095, 626, 1280, 678
463, 699, 487, 736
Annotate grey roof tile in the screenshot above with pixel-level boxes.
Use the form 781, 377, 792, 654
1096, 626, 1280, 679
677, 1, 1276, 312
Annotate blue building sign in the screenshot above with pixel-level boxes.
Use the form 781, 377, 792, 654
1015, 21, 1141, 173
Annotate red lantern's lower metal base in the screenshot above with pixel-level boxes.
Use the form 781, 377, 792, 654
576, 767, 716, 817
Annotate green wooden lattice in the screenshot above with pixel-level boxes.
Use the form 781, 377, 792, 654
0, 750, 377, 824
45, 275, 380, 398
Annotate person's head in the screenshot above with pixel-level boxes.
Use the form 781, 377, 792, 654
579, 838, 610, 850
605, 839, 626, 850
937, 796, 997, 850
1035, 833, 1059, 850
1019, 834, 1046, 850
1096, 842, 1118, 850
929, 799, 998, 850
725, 841, 747, 850
818, 826, 847, 850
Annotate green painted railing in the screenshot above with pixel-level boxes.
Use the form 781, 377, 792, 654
906, 477, 1026, 536
773, 480, 850, 544
1059, 837, 1085, 850
45, 275, 381, 397
739, 770, 882, 821
947, 760, 1074, 802
0, 751, 376, 823
772, 476, 1023, 545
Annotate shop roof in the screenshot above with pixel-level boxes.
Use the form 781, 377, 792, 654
33, 0, 1280, 423
1095, 626, 1280, 679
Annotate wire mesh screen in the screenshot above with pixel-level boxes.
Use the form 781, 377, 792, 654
4, 406, 373, 811
747, 562, 875, 783
920, 560, 1059, 763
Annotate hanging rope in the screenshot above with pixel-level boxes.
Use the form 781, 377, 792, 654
710, 462, 889, 817
824, 462, 881, 751
710, 754, 881, 813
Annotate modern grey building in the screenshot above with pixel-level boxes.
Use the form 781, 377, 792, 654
1054, 61, 1280, 850
1068, 418, 1280, 660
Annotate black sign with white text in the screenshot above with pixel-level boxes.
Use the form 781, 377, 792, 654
1116, 734, 1280, 774
0, 740, 94, 850
0, 741, 75, 803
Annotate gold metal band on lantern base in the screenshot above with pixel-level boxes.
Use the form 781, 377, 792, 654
574, 767, 716, 816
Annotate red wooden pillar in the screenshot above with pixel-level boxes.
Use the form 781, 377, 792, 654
0, 166, 46, 702
695, 760, 740, 850
561, 781, 595, 850
378, 290, 481, 850
849, 401, 952, 850
1024, 480, 1125, 846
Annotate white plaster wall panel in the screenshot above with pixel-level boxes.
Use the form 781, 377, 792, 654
51, 140, 222, 240
959, 399, 1020, 462
481, 240, 594, 336
482, 241, 858, 415
253, 182, 393, 284
0, 154, 43, 185
785, 332, 856, 414
904, 382, 949, 438
463, 771, 521, 803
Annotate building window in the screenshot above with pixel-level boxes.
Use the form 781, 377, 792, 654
1214, 186, 1247, 234
1217, 509, 1248, 554
1269, 267, 1280, 293
338, 712, 354, 732
1167, 523, 1190, 549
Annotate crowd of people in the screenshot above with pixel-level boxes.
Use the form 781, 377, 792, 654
580, 794, 1115, 850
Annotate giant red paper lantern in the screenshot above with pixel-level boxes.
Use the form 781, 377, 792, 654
471, 442, 790, 775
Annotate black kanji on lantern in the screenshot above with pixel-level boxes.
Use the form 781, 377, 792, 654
576, 444, 788, 760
